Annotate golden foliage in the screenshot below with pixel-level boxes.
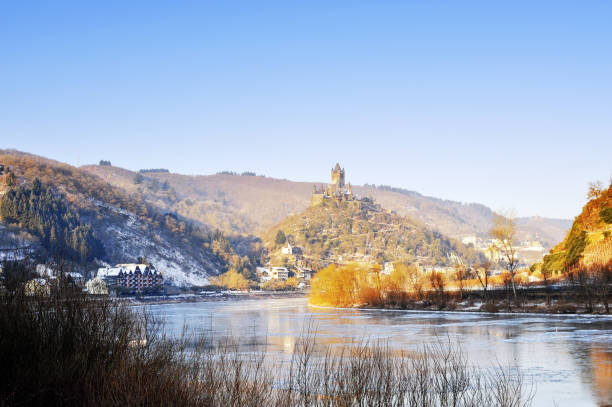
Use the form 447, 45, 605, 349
262, 276, 300, 291
310, 262, 544, 308
310, 262, 429, 307
210, 269, 250, 291
310, 264, 368, 307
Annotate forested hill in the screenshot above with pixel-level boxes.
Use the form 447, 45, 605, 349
82, 164, 571, 248
262, 199, 484, 269
0, 150, 256, 285
541, 181, 612, 275
1, 179, 104, 264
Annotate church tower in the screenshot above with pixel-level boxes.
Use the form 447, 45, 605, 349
331, 163, 345, 188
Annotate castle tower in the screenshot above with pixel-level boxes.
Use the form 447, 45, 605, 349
331, 163, 345, 188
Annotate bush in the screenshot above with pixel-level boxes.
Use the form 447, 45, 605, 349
480, 302, 499, 313
549, 302, 578, 314
262, 277, 300, 291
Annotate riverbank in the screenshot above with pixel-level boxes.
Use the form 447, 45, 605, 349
338, 298, 611, 315
122, 288, 612, 315
311, 286, 611, 315
123, 290, 307, 305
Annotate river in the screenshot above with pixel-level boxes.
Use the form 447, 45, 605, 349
149, 297, 612, 406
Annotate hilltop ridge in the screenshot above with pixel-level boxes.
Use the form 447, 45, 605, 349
82, 163, 571, 248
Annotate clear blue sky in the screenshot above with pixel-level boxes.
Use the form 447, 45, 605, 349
1, 1, 611, 219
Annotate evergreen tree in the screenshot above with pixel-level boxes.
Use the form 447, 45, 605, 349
4, 172, 16, 187
275, 230, 287, 245
0, 179, 104, 263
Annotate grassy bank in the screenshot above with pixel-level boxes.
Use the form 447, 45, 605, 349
0, 281, 534, 406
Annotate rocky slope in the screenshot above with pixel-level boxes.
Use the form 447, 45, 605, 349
542, 182, 612, 274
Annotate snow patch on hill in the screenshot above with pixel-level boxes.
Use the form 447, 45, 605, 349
88, 199, 215, 286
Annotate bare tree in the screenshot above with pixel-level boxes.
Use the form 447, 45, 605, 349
475, 261, 491, 300
490, 213, 519, 301
406, 264, 424, 300
454, 264, 468, 301
574, 266, 595, 312
429, 271, 446, 306
592, 261, 611, 313
587, 181, 604, 200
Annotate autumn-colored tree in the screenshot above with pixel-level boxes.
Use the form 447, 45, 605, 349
429, 271, 445, 295
262, 276, 300, 291
587, 181, 604, 200
285, 276, 300, 289
309, 264, 368, 307
211, 269, 250, 291
405, 264, 425, 299
387, 262, 409, 291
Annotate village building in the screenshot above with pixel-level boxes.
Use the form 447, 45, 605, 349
256, 266, 272, 282
281, 243, 293, 255
97, 263, 163, 292
295, 267, 314, 281
35, 264, 84, 286
256, 266, 290, 282
269, 267, 289, 281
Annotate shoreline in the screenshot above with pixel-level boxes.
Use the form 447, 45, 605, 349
121, 290, 307, 306
120, 291, 612, 317
308, 298, 612, 316
307, 302, 612, 318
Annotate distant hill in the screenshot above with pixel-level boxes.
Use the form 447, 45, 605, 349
82, 165, 571, 248
261, 198, 484, 269
541, 182, 612, 274
0, 150, 254, 285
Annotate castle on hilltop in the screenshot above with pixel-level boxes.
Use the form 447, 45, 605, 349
310, 163, 379, 208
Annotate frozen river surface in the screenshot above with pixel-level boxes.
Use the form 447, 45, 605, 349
150, 297, 612, 406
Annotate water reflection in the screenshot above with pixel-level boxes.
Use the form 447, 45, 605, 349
149, 298, 612, 407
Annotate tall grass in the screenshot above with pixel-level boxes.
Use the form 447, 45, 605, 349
0, 282, 534, 406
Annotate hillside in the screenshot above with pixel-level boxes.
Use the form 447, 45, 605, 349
82, 164, 571, 248
541, 181, 612, 275
0, 150, 254, 285
261, 199, 483, 269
